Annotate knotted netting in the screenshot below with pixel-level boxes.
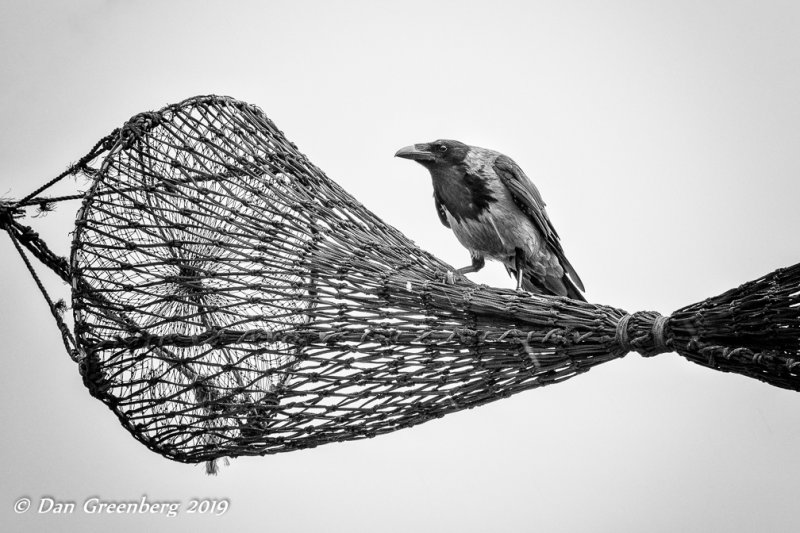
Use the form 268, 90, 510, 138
2, 95, 799, 472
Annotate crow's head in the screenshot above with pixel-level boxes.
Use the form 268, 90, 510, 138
394, 140, 470, 169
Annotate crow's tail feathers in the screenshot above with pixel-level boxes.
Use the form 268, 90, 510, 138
562, 274, 586, 302
559, 255, 585, 293
515, 269, 587, 302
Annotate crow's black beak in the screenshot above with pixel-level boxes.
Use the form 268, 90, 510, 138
395, 144, 435, 162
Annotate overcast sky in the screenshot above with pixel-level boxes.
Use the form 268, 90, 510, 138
2, 1, 800, 532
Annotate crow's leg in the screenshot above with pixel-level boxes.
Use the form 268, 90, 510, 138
445, 255, 485, 284
514, 248, 525, 291
456, 255, 485, 275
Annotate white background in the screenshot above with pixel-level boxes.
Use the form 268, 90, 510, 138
2, 1, 799, 532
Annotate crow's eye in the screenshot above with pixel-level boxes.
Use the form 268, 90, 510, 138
437, 144, 447, 153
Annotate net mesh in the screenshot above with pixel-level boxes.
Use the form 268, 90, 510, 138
2, 95, 798, 469
71, 96, 630, 463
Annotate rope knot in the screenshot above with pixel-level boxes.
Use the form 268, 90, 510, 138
0, 199, 24, 230
119, 111, 163, 147
615, 311, 671, 357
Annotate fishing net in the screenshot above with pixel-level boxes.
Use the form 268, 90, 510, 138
2, 95, 799, 473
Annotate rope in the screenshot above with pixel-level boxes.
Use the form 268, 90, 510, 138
652, 315, 668, 351
0, 128, 120, 286
2, 218, 71, 283
14, 169, 244, 209
6, 229, 79, 362
0, 130, 118, 364
615, 314, 633, 351
615, 311, 671, 357
16, 193, 86, 208
13, 131, 117, 208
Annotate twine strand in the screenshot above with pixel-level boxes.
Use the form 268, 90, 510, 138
615, 311, 671, 357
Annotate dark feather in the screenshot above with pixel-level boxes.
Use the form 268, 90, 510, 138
507, 265, 587, 301
493, 155, 585, 292
431, 165, 496, 222
561, 275, 586, 301
433, 191, 450, 228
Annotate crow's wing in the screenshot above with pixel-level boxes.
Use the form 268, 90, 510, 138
493, 154, 585, 292
433, 191, 451, 228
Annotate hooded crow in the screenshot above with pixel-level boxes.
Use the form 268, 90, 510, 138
395, 140, 585, 301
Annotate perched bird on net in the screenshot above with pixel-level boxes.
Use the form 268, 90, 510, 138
395, 140, 586, 300
3, 96, 800, 471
